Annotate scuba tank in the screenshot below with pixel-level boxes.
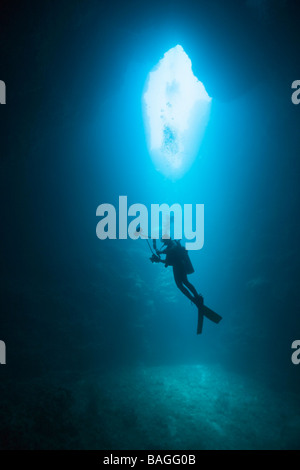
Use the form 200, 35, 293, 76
176, 241, 194, 275
163, 240, 194, 274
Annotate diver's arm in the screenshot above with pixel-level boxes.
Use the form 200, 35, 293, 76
150, 253, 167, 265
156, 254, 166, 263
157, 254, 169, 266
156, 249, 169, 266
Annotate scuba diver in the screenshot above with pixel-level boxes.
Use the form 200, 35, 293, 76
150, 238, 204, 308
135, 226, 222, 333
146, 234, 222, 334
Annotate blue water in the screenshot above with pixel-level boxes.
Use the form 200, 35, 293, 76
1, 0, 300, 450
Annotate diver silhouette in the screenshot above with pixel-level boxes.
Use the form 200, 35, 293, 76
150, 238, 203, 307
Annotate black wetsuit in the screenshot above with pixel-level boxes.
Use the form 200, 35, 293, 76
161, 241, 201, 306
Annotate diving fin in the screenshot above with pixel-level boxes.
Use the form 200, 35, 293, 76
197, 307, 204, 335
202, 305, 222, 324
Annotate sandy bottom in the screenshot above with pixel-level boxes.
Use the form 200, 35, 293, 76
1, 364, 299, 449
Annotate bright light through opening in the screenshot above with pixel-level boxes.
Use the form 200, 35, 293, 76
143, 45, 211, 179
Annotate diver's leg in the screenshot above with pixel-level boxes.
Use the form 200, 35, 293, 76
173, 269, 198, 305
182, 274, 204, 306
182, 275, 198, 297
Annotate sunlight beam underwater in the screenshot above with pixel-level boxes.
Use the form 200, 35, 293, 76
143, 45, 211, 180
